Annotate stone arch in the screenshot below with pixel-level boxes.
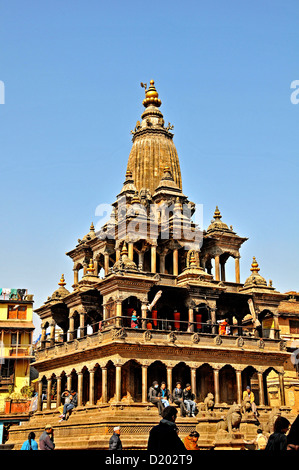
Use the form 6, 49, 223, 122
107, 360, 116, 402
121, 295, 142, 327
148, 360, 167, 388
121, 359, 142, 402
196, 363, 214, 402
263, 366, 281, 407
172, 362, 191, 390
259, 309, 277, 339
194, 303, 211, 333
219, 364, 237, 405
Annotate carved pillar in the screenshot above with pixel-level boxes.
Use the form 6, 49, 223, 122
46, 377, 52, 410
102, 367, 108, 403
104, 253, 110, 276
173, 249, 179, 276
89, 370, 95, 406
215, 255, 220, 281
151, 245, 157, 273
116, 249, 121, 261
73, 268, 79, 285
159, 253, 166, 274
77, 372, 83, 407
279, 372, 286, 406
191, 368, 196, 397
115, 365, 122, 402
235, 256, 240, 284
116, 300, 122, 327
68, 315, 75, 341
56, 376, 62, 408
128, 242, 134, 261
167, 366, 173, 393
220, 261, 226, 282
37, 379, 43, 412
142, 365, 148, 403
49, 320, 56, 347
258, 371, 265, 406
236, 370, 242, 405
79, 311, 85, 338
210, 307, 217, 334
67, 374, 72, 392
213, 368, 220, 405
94, 259, 99, 277
188, 307, 194, 332
41, 324, 47, 349
141, 302, 147, 329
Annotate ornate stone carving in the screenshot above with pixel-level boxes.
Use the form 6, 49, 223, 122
168, 332, 176, 343
192, 333, 200, 344
144, 331, 152, 341
258, 339, 265, 349
236, 337, 244, 348
214, 335, 222, 345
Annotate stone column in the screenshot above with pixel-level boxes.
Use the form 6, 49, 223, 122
94, 259, 99, 277
89, 370, 95, 406
279, 372, 286, 406
188, 307, 194, 332
167, 366, 173, 393
46, 377, 52, 410
67, 374, 72, 392
236, 370, 242, 405
213, 368, 220, 405
215, 255, 220, 281
141, 302, 147, 329
235, 256, 240, 284
128, 242, 134, 261
56, 376, 62, 408
73, 268, 79, 285
151, 245, 157, 273
116, 300, 122, 327
41, 324, 47, 349
142, 365, 148, 403
49, 320, 56, 347
102, 367, 108, 403
191, 368, 196, 397
37, 379, 43, 412
79, 312, 85, 338
77, 372, 83, 407
220, 261, 226, 282
104, 253, 110, 276
173, 249, 179, 276
258, 371, 265, 406
159, 254, 166, 274
68, 315, 75, 341
115, 365, 122, 402
210, 307, 217, 334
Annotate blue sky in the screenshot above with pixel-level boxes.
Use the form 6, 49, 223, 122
0, 1, 298, 338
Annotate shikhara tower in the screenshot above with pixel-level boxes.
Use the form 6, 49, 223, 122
7, 80, 298, 450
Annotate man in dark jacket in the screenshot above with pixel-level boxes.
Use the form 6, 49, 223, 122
183, 384, 197, 417
147, 406, 186, 454
148, 381, 164, 415
172, 382, 187, 417
109, 426, 123, 450
39, 424, 55, 450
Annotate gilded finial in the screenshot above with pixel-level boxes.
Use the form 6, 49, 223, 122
250, 257, 260, 273
213, 206, 222, 220
90, 222, 95, 232
87, 259, 95, 274
142, 79, 162, 108
58, 274, 66, 287
121, 242, 128, 256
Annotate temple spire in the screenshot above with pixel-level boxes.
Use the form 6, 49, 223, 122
141, 79, 162, 108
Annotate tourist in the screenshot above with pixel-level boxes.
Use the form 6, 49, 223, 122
21, 431, 38, 450
243, 385, 258, 416
265, 416, 290, 451
183, 430, 200, 450
148, 381, 164, 415
39, 424, 55, 450
159, 381, 171, 408
287, 415, 299, 450
147, 406, 187, 454
172, 382, 187, 417
183, 383, 197, 418
60, 389, 77, 421
244, 428, 268, 450
109, 426, 123, 450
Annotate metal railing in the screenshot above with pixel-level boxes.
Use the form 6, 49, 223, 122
39, 315, 280, 348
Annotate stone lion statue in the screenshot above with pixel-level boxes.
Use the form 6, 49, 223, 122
216, 403, 242, 435
203, 393, 215, 413
241, 395, 252, 415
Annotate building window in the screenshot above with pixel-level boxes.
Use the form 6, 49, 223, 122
7, 305, 27, 320
290, 320, 299, 335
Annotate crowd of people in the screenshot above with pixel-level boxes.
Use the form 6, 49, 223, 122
148, 380, 197, 417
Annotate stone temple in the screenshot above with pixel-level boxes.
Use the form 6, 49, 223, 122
8, 80, 298, 450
